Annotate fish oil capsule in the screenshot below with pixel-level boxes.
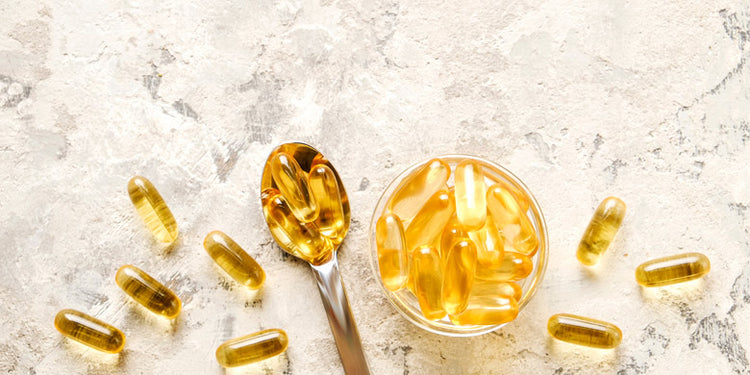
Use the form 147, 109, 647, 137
486, 184, 538, 256
376, 213, 409, 291
203, 231, 266, 290
387, 159, 450, 223
262, 189, 333, 265
475, 251, 533, 282
485, 178, 530, 213
405, 189, 456, 252
470, 280, 523, 302
54, 309, 125, 353
115, 265, 181, 319
442, 240, 477, 315
449, 295, 518, 326
547, 313, 622, 349
270, 152, 318, 223
439, 217, 467, 262
467, 214, 505, 267
127, 176, 178, 243
635, 252, 710, 287
216, 328, 289, 368
576, 197, 626, 266
309, 164, 346, 245
455, 160, 487, 231
412, 245, 446, 320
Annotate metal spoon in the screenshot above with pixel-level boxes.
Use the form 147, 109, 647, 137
260, 142, 370, 375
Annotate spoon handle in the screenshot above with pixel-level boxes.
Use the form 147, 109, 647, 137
311, 257, 371, 375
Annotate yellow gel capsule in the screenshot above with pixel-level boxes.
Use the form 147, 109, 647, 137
576, 196, 626, 266
54, 309, 125, 353
442, 240, 477, 315
635, 252, 710, 287
376, 213, 409, 291
486, 184, 538, 256
216, 328, 289, 368
467, 214, 505, 267
203, 231, 266, 290
439, 217, 467, 262
115, 265, 181, 319
262, 189, 333, 265
547, 313, 622, 349
449, 295, 518, 326
387, 158, 450, 223
405, 189, 456, 253
455, 160, 487, 231
412, 246, 446, 320
127, 176, 178, 243
475, 251, 533, 282
470, 280, 523, 302
485, 177, 530, 213
309, 164, 346, 245
270, 152, 318, 223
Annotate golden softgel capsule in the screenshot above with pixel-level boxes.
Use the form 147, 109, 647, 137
467, 215, 505, 267
547, 313, 622, 349
442, 240, 477, 315
115, 265, 181, 319
449, 295, 518, 326
412, 245, 446, 320
54, 309, 125, 353
635, 252, 710, 287
475, 251, 533, 282
376, 213, 409, 291
470, 280, 523, 302
439, 217, 466, 262
309, 164, 346, 244
270, 152, 318, 223
405, 189, 455, 253
576, 197, 626, 266
127, 176, 178, 243
216, 329, 289, 368
387, 158, 450, 223
203, 231, 266, 290
486, 184, 538, 256
455, 160, 487, 231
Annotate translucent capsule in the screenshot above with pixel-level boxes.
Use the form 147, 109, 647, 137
309, 164, 346, 245
467, 214, 505, 267
635, 252, 710, 287
442, 240, 477, 315
547, 313, 622, 349
203, 231, 266, 290
439, 217, 467, 263
262, 189, 333, 265
405, 189, 456, 253
475, 251, 533, 282
485, 178, 530, 213
115, 265, 181, 319
376, 213, 409, 291
387, 159, 450, 223
449, 294, 518, 326
455, 160, 487, 231
486, 184, 538, 256
470, 280, 523, 302
216, 329, 289, 368
127, 176, 179, 243
576, 197, 626, 266
269, 152, 318, 223
412, 246, 446, 320
54, 309, 125, 353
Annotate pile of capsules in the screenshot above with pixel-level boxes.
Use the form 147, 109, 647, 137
53, 176, 286, 368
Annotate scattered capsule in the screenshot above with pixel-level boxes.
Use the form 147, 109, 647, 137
547, 313, 622, 349
262, 189, 333, 265
308, 164, 346, 245
442, 240, 477, 315
376, 213, 409, 291
635, 252, 710, 287
486, 184, 538, 256
576, 197, 626, 266
405, 189, 456, 253
467, 213, 505, 267
387, 159, 450, 223
115, 265, 181, 319
475, 251, 533, 282
455, 160, 487, 231
439, 217, 467, 263
412, 246, 446, 320
216, 329, 289, 368
127, 176, 179, 243
269, 152, 318, 223
470, 280, 523, 302
203, 231, 266, 290
54, 309, 125, 353
449, 294, 518, 326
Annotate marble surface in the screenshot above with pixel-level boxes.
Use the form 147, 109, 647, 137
1, 0, 750, 374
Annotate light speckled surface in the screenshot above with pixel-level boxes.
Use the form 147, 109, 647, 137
1, 1, 750, 374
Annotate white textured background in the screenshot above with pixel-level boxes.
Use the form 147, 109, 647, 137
1, 0, 750, 374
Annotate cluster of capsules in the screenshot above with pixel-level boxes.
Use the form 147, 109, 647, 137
548, 197, 712, 349
375, 158, 540, 325
53, 176, 288, 368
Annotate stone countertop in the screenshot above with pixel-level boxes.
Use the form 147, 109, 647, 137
1, 1, 749, 374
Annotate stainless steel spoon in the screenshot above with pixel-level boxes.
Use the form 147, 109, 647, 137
260, 142, 370, 375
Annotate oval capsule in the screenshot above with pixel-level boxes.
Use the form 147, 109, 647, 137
270, 152, 318, 223
470, 280, 523, 302
486, 184, 538, 256
387, 158, 450, 223
547, 313, 622, 349
449, 294, 518, 326
439, 217, 467, 263
115, 265, 181, 319
127, 176, 179, 243
442, 240, 477, 315
203, 231, 266, 290
635, 252, 710, 287
412, 245, 446, 321
54, 309, 125, 353
576, 197, 626, 266
216, 329, 289, 368
455, 160, 487, 231
474, 251, 533, 282
309, 164, 346, 244
376, 213, 409, 291
405, 189, 456, 253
